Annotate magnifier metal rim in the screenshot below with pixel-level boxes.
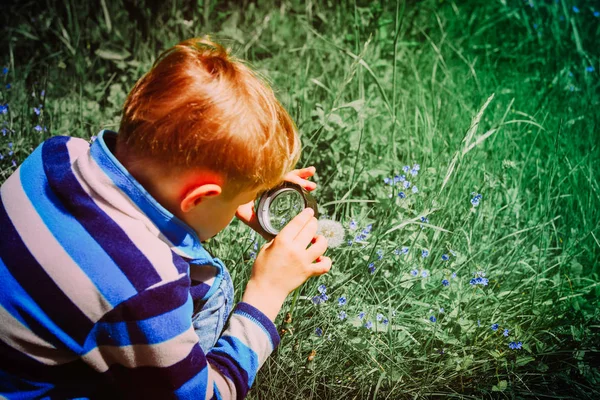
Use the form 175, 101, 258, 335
256, 182, 318, 236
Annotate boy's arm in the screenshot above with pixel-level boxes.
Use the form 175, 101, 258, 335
83, 274, 279, 399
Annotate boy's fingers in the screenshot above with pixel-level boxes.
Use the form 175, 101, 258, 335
294, 216, 318, 247
306, 235, 328, 261
309, 256, 332, 276
277, 208, 315, 243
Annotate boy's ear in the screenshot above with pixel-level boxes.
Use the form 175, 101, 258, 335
180, 184, 222, 213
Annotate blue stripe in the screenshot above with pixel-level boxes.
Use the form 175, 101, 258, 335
173, 366, 209, 399
209, 336, 258, 388
212, 382, 223, 400
85, 294, 194, 349
91, 130, 211, 261
42, 137, 161, 292
0, 197, 93, 345
18, 142, 137, 306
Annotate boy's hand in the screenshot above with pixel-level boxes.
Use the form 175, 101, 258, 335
235, 166, 318, 241
242, 207, 331, 321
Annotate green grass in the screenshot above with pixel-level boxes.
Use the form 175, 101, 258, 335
1, 0, 599, 398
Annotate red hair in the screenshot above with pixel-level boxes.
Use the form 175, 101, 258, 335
117, 37, 301, 200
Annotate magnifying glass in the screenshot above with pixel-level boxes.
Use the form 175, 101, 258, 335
255, 181, 319, 236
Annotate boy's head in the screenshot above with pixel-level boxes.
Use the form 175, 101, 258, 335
115, 37, 301, 241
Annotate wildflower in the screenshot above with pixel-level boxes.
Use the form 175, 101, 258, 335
396, 175, 406, 183
376, 313, 383, 322
491, 323, 499, 331
1, 67, 7, 75
402, 165, 410, 173
368, 263, 376, 274
376, 249, 384, 260
403, 181, 411, 189
0, 153, 3, 160
253, 242, 258, 251
420, 216, 429, 224
34, 125, 42, 132
398, 191, 406, 199
316, 219, 346, 248
586, 66, 595, 73
477, 320, 481, 327
350, 219, 358, 231
319, 293, 329, 302
8, 151, 12, 156
338, 311, 347, 320
508, 341, 523, 350
315, 327, 323, 337
8, 142, 12, 149
312, 296, 323, 305
451, 272, 457, 279
470, 277, 489, 286
449, 249, 456, 256
572, 6, 579, 13
410, 269, 418, 277
395, 246, 409, 256
365, 321, 373, 329
358, 312, 365, 320
384, 177, 392, 185
470, 192, 482, 207
439, 308, 444, 313
421, 270, 429, 278
41, 90, 45, 97
441, 254, 449, 261
6, 84, 11, 89
503, 329, 510, 337
0, 104, 8, 114
442, 279, 449, 287
34, 106, 42, 115
412, 185, 418, 193
318, 284, 327, 294
410, 168, 418, 176
430, 316, 437, 322
338, 296, 347, 306
11, 160, 16, 167
382, 318, 389, 325
594, 11, 600, 17
421, 249, 429, 258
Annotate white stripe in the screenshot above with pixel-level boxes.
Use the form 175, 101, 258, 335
208, 364, 237, 399
70, 149, 182, 283
1, 169, 112, 322
66, 137, 91, 164
0, 304, 77, 366
222, 313, 274, 368
82, 325, 199, 372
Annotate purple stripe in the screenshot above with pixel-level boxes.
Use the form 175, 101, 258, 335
234, 302, 281, 349
41, 137, 161, 292
102, 344, 208, 397
99, 274, 190, 324
0, 199, 93, 345
206, 352, 249, 400
172, 252, 190, 275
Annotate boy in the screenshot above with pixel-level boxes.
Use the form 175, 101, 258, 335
0, 37, 331, 399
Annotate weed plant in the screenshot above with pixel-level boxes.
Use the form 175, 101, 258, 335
1, 0, 599, 398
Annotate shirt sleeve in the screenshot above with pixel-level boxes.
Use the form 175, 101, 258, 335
80, 274, 280, 399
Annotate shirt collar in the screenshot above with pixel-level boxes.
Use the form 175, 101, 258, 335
89, 129, 219, 264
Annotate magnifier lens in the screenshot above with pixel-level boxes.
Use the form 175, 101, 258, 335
268, 189, 304, 230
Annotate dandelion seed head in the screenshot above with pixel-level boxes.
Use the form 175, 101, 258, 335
316, 219, 346, 248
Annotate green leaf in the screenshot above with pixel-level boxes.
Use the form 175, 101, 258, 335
492, 380, 508, 392
95, 47, 131, 61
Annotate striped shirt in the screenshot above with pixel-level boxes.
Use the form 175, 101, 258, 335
0, 130, 280, 399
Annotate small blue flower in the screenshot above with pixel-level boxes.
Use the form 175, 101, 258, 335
315, 327, 323, 336
412, 185, 418, 193
253, 242, 258, 251
8, 142, 13, 149
508, 341, 523, 350
397, 174, 406, 183
12, 160, 17, 167
441, 254, 449, 261
410, 168, 418, 176
1, 67, 7, 75
586, 66, 595, 73
0, 153, 3, 160
319, 293, 329, 302
398, 191, 406, 199
349, 219, 357, 230
368, 263, 376, 274
384, 177, 392, 185
403, 181, 411, 189
442, 279, 449, 287
41, 90, 45, 97
34, 107, 41, 115
312, 296, 323, 305
413, 164, 420, 171
430, 316, 437, 322
594, 11, 600, 17
402, 165, 410, 173
34, 125, 42, 132
8, 151, 13, 156
572, 6, 579, 13
376, 313, 383, 322
338, 296, 347, 306
382, 318, 389, 325
358, 312, 365, 320
420, 216, 429, 224
421, 249, 429, 258
376, 249, 384, 260
338, 311, 347, 320
439, 308, 444, 313
365, 321, 373, 329
421, 270, 429, 278
491, 323, 499, 331
318, 284, 327, 294
5, 83, 11, 89
503, 329, 510, 337
451, 272, 457, 279
410, 269, 418, 277
477, 320, 481, 327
